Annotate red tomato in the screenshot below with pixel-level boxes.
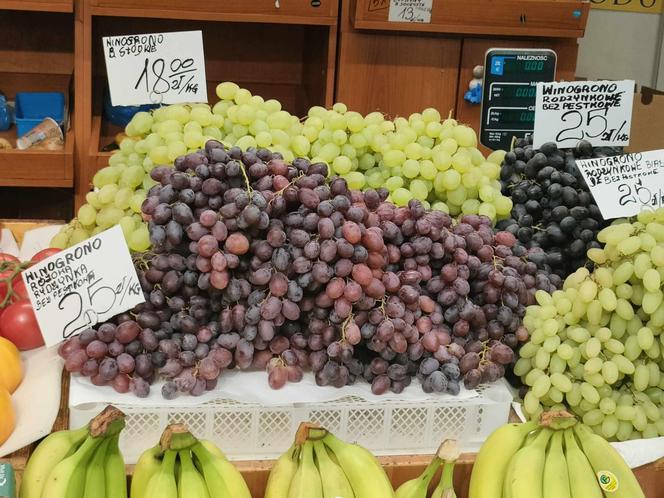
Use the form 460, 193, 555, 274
11, 278, 30, 302
31, 248, 61, 264
0, 253, 20, 304
0, 300, 44, 350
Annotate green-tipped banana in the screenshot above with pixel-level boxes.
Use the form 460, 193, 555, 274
131, 445, 163, 498
313, 440, 355, 498
468, 421, 538, 498
198, 440, 251, 498
289, 441, 323, 498
323, 433, 394, 498
573, 424, 645, 498
191, 442, 233, 498
395, 454, 441, 498
105, 434, 127, 498
563, 429, 602, 498
506, 428, 552, 498
542, 431, 571, 498
144, 449, 177, 498
265, 444, 299, 498
83, 437, 110, 498
19, 425, 89, 498
431, 439, 460, 498
41, 434, 104, 498
178, 450, 210, 498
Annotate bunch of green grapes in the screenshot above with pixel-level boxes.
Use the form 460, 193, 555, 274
515, 209, 664, 441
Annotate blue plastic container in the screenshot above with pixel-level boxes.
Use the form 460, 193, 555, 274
15, 92, 65, 136
103, 91, 158, 128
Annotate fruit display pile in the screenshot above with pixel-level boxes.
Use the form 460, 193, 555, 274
51, 83, 515, 251
57, 142, 558, 399
468, 412, 646, 498
515, 210, 664, 440
497, 137, 619, 278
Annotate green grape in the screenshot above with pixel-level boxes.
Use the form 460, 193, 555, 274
513, 357, 532, 376
391, 188, 412, 207
594, 327, 612, 342
549, 354, 567, 374
77, 204, 97, 226
584, 372, 605, 388
556, 343, 574, 360
601, 361, 619, 384
584, 337, 602, 358
583, 409, 604, 426
525, 368, 545, 387
584, 357, 603, 375
642, 290, 663, 314
581, 382, 600, 404
599, 397, 617, 415
600, 415, 619, 439
634, 364, 650, 391
633, 405, 648, 431
568, 327, 590, 344
637, 327, 655, 350
613, 261, 634, 285
579, 280, 598, 303
534, 348, 550, 370
523, 391, 541, 416
566, 383, 583, 407
532, 375, 551, 398
597, 288, 617, 311
615, 298, 634, 320
519, 342, 539, 359
550, 372, 572, 393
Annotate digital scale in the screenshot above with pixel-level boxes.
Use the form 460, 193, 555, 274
480, 48, 557, 151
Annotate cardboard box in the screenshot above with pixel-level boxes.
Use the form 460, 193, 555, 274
627, 87, 664, 153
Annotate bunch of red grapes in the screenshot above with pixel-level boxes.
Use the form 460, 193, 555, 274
58, 142, 559, 398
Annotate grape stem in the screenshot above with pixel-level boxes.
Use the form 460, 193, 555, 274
0, 260, 32, 308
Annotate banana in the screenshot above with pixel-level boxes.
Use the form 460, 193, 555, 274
105, 434, 128, 498
313, 440, 355, 498
468, 421, 538, 498
178, 450, 210, 498
431, 461, 455, 498
83, 437, 111, 498
563, 429, 602, 498
573, 424, 646, 498
505, 428, 552, 498
144, 449, 178, 498
198, 440, 251, 498
395, 455, 440, 498
19, 425, 89, 498
323, 433, 395, 498
41, 434, 104, 498
130, 445, 163, 498
288, 441, 323, 498
265, 444, 299, 498
542, 431, 571, 498
191, 442, 233, 498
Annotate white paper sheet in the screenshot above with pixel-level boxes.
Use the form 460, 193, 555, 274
18, 225, 64, 262
0, 347, 64, 458
0, 229, 19, 258
70, 370, 481, 408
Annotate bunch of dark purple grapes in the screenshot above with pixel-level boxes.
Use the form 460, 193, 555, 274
498, 137, 621, 278
58, 140, 558, 398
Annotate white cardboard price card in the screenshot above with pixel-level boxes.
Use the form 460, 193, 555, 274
533, 80, 634, 149
103, 30, 207, 107
388, 0, 432, 22
576, 149, 664, 220
21, 225, 145, 347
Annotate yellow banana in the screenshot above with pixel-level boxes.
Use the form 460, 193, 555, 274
395, 455, 440, 498
313, 440, 355, 498
289, 441, 323, 498
573, 424, 646, 498
144, 449, 178, 498
105, 434, 127, 498
563, 429, 602, 498
191, 442, 233, 498
543, 431, 571, 498
199, 440, 251, 498
41, 434, 104, 498
468, 421, 538, 498
506, 428, 552, 498
178, 450, 210, 498
265, 444, 299, 498
130, 445, 162, 498
83, 437, 110, 498
323, 433, 395, 498
19, 425, 89, 498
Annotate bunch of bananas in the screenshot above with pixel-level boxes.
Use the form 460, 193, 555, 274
468, 411, 646, 498
20, 406, 127, 498
265, 424, 395, 498
131, 424, 251, 498
395, 439, 459, 498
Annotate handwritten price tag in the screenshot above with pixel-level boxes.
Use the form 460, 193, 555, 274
576, 149, 664, 220
103, 31, 208, 107
388, 0, 432, 22
533, 80, 634, 149
21, 225, 145, 347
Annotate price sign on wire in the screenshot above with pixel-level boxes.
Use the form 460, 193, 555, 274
576, 149, 664, 220
103, 30, 208, 107
533, 80, 634, 149
21, 225, 145, 347
388, 0, 432, 22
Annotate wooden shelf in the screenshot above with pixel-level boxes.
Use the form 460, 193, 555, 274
0, 0, 73, 13
351, 0, 589, 38
88, 0, 339, 25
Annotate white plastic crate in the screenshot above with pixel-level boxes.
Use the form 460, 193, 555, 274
69, 380, 512, 464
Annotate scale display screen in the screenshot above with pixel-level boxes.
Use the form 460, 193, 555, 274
480, 48, 557, 151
